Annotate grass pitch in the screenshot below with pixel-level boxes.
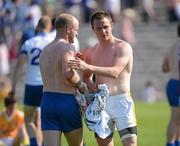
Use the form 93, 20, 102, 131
61, 101, 170, 146
0, 100, 169, 146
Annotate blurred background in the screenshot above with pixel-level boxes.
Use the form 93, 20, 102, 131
0, 0, 179, 146
0, 0, 178, 102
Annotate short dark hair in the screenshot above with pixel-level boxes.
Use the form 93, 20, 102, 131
4, 97, 16, 107
90, 11, 112, 29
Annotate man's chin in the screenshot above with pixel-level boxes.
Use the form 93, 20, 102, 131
69, 40, 74, 44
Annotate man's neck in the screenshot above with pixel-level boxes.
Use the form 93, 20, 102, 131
99, 36, 115, 48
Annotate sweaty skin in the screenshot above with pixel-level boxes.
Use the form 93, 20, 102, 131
68, 13, 136, 146
40, 40, 79, 93
40, 14, 85, 146
40, 17, 83, 94
69, 17, 133, 95
85, 39, 132, 95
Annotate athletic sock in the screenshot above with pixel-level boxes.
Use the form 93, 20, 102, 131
30, 137, 38, 146
166, 143, 175, 146
175, 140, 180, 146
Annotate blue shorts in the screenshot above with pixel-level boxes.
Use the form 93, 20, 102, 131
24, 84, 43, 107
166, 79, 180, 107
41, 92, 82, 132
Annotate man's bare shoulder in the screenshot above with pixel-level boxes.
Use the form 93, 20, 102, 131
40, 42, 54, 63
116, 38, 131, 47
115, 38, 132, 53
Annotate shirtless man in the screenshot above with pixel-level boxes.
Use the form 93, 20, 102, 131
69, 11, 137, 146
162, 24, 180, 146
39, 13, 88, 146
12, 16, 53, 146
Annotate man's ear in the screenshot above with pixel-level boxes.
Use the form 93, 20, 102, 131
66, 26, 71, 34
91, 25, 94, 31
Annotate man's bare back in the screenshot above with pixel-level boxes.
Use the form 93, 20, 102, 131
40, 39, 78, 94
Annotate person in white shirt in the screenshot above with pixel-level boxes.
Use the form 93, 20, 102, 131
11, 15, 52, 146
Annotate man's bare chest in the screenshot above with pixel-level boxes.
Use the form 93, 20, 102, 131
90, 50, 115, 67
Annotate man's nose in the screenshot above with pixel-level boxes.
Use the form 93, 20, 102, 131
101, 29, 106, 34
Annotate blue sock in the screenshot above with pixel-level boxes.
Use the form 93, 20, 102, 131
30, 137, 38, 146
175, 140, 180, 146
166, 143, 175, 146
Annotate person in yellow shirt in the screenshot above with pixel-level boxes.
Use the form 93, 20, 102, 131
0, 97, 29, 146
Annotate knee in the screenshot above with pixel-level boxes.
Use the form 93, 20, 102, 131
170, 119, 180, 126
122, 136, 137, 146
35, 118, 41, 128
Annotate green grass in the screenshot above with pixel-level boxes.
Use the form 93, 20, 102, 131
61, 101, 170, 146
0, 100, 170, 146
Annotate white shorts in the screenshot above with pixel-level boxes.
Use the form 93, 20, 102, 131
106, 93, 137, 131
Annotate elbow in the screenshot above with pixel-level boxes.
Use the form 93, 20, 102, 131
64, 71, 73, 81
112, 74, 119, 79
111, 70, 119, 79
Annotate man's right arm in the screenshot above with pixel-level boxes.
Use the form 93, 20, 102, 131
11, 54, 26, 95
62, 49, 88, 92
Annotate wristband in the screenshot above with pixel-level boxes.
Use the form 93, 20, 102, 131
75, 81, 84, 89
75, 80, 82, 87
78, 81, 84, 89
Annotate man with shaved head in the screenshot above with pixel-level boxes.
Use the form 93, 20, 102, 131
40, 13, 88, 146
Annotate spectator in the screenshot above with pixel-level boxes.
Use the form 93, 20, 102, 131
120, 8, 136, 46
0, 96, 29, 146
0, 75, 11, 100
141, 81, 157, 103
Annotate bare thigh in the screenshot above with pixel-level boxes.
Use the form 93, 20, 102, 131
64, 128, 83, 146
24, 105, 40, 124
121, 136, 137, 146
43, 130, 61, 146
170, 107, 180, 124
96, 136, 114, 146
